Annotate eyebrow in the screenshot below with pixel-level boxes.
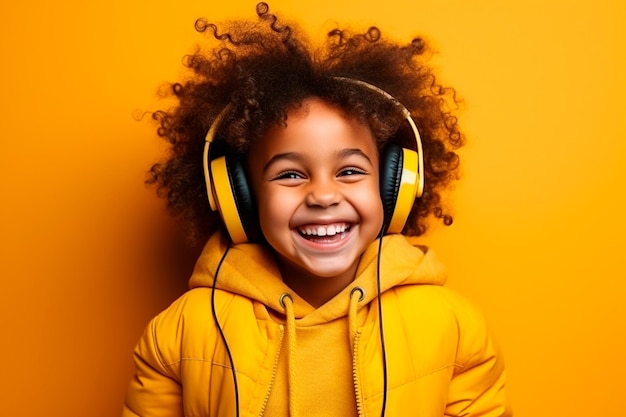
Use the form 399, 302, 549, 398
262, 152, 304, 173
262, 148, 373, 174
338, 148, 373, 165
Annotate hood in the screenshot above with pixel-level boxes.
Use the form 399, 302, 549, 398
189, 230, 447, 325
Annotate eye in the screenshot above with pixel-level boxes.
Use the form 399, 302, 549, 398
271, 170, 305, 181
337, 167, 367, 177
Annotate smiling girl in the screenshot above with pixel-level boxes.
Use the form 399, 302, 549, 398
122, 3, 511, 416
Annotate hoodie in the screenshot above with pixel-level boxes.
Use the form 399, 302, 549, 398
123, 231, 511, 416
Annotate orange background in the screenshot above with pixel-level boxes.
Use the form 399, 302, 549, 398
1, 0, 624, 415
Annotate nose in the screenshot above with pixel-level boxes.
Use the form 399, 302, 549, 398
304, 178, 341, 208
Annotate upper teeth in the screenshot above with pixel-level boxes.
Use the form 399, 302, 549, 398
300, 223, 348, 236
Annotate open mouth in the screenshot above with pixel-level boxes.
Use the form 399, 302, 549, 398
297, 223, 351, 241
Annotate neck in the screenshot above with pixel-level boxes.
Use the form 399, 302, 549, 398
277, 259, 359, 308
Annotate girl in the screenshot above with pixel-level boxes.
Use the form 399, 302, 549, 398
123, 3, 511, 416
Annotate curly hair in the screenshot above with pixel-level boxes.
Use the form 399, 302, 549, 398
147, 2, 464, 244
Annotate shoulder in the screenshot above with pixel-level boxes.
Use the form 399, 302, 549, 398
392, 284, 483, 321
139, 288, 243, 365
150, 287, 251, 336
152, 288, 216, 329
390, 285, 496, 365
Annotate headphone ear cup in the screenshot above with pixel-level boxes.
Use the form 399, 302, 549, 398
209, 151, 261, 244
379, 143, 404, 232
224, 154, 262, 243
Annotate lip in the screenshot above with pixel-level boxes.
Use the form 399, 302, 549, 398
292, 222, 355, 252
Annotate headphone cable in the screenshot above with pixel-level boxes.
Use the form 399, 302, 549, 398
210, 244, 240, 417
376, 235, 388, 417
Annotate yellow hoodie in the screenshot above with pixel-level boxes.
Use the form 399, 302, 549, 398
123, 231, 511, 416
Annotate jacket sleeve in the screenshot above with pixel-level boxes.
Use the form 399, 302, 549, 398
122, 308, 184, 417
444, 295, 512, 417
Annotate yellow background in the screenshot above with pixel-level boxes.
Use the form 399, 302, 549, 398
1, 0, 624, 415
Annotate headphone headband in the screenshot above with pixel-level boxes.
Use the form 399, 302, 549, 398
203, 104, 234, 212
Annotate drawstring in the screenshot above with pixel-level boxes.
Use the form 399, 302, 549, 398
279, 293, 299, 417
349, 287, 365, 348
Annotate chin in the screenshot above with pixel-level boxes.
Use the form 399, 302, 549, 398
300, 260, 356, 280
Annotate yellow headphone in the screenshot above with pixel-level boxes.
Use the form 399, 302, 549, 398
203, 78, 424, 244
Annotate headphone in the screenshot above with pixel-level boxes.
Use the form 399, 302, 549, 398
202, 77, 425, 244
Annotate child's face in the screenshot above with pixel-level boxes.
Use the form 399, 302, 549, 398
248, 97, 384, 286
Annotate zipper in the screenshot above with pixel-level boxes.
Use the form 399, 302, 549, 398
352, 328, 364, 417
258, 325, 284, 417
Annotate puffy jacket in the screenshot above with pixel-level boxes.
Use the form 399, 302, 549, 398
123, 231, 511, 416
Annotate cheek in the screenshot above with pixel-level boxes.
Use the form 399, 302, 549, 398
352, 182, 384, 226
256, 187, 296, 227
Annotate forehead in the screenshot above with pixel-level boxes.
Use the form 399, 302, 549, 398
252, 97, 378, 160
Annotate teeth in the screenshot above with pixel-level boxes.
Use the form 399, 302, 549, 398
300, 223, 348, 236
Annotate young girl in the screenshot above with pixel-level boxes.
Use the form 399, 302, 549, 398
123, 3, 511, 416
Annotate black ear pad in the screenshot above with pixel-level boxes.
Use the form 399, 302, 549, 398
224, 153, 263, 243
379, 143, 404, 231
